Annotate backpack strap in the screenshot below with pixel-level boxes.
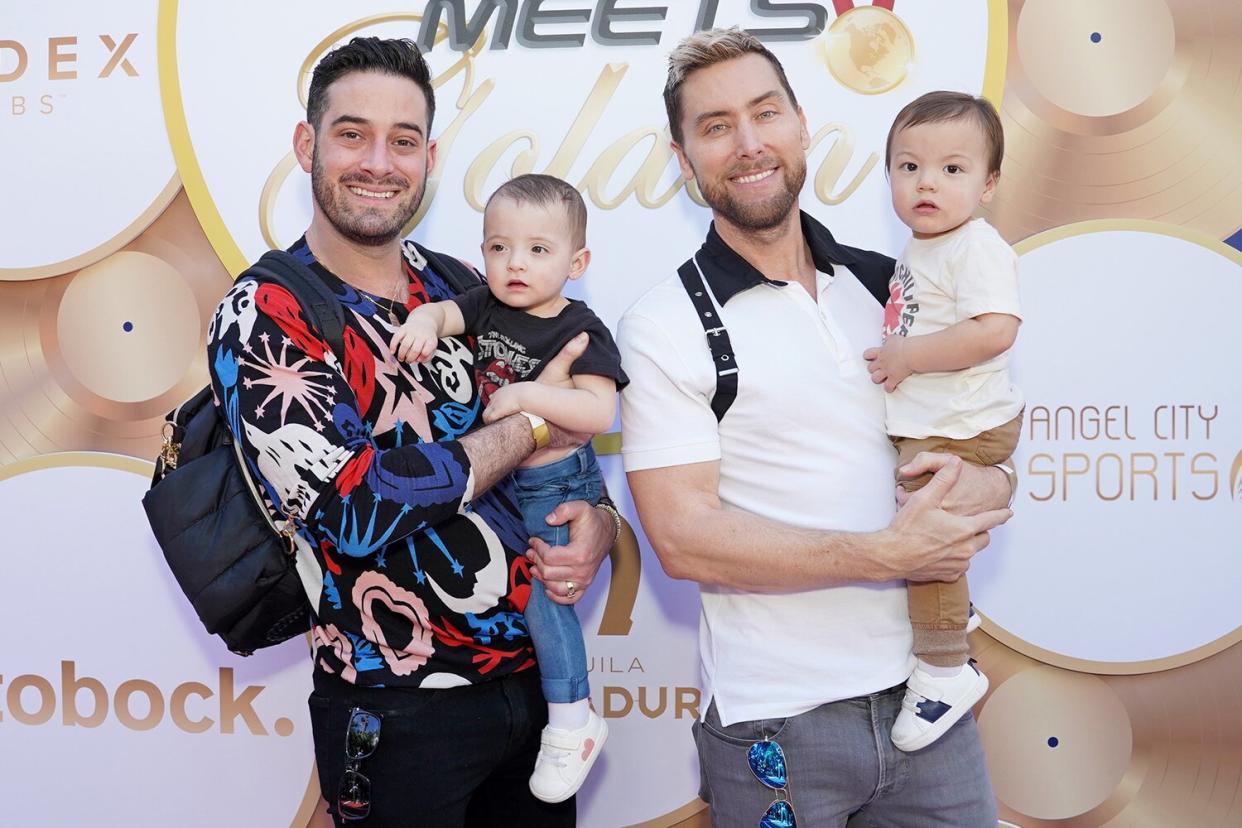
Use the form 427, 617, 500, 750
412, 241, 484, 297
244, 250, 347, 362
677, 255, 738, 422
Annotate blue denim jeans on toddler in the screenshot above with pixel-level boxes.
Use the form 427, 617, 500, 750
511, 443, 601, 705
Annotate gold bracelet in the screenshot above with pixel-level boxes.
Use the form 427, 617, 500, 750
518, 411, 550, 450
595, 498, 622, 546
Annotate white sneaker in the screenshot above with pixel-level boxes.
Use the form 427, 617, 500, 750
891, 661, 988, 752
529, 710, 608, 803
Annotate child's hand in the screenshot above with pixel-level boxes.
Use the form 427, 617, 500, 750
390, 316, 440, 363
482, 382, 530, 424
863, 337, 914, 392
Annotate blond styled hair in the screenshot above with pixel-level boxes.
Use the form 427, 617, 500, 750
663, 27, 799, 144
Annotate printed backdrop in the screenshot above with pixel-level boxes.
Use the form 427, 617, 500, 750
1, 1, 1240, 826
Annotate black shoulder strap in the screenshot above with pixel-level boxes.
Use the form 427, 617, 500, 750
677, 256, 737, 422
842, 246, 895, 307
412, 241, 483, 297
245, 250, 347, 362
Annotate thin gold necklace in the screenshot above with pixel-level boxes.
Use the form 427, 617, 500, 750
306, 239, 406, 324
385, 267, 407, 325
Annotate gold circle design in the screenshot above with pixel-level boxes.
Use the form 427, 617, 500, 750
0, 190, 231, 465
1017, 0, 1176, 118
979, 665, 1133, 819
987, 0, 1242, 244
818, 6, 916, 96
55, 251, 201, 402
972, 631, 1242, 825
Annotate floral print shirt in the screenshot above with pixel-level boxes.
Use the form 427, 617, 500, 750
206, 237, 536, 688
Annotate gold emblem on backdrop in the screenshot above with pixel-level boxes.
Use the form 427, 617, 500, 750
0, 191, 231, 464
818, 5, 916, 95
985, 0, 1242, 244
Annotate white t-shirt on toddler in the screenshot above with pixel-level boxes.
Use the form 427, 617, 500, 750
883, 217, 1024, 441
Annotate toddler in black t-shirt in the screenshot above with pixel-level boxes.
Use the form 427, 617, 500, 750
392, 174, 626, 804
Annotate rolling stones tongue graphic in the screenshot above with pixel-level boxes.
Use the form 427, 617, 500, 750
477, 357, 518, 408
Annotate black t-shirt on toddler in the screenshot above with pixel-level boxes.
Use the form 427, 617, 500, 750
453, 285, 629, 406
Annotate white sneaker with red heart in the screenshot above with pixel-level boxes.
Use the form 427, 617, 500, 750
529, 709, 608, 803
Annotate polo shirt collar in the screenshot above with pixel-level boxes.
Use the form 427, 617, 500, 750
695, 210, 863, 304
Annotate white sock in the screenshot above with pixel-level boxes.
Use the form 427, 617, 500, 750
547, 699, 590, 732
917, 659, 967, 679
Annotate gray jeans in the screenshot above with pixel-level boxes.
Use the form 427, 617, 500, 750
692, 683, 997, 827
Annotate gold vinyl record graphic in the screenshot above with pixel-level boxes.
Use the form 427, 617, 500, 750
971, 632, 1242, 826
985, 0, 1242, 244
0, 191, 231, 464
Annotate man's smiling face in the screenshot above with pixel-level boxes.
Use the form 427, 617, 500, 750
671, 53, 810, 233
302, 70, 437, 247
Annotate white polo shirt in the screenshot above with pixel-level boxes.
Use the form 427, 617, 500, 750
619, 214, 916, 726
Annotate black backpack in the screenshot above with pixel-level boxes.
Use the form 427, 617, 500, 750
142, 251, 346, 655
143, 246, 481, 656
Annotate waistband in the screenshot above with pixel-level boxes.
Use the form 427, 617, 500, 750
512, 442, 598, 485
313, 664, 540, 702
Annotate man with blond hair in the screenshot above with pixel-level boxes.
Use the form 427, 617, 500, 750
619, 28, 1011, 827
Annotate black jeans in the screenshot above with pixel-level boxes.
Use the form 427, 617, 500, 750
310, 669, 575, 827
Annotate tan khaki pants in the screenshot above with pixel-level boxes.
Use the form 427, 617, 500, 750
891, 412, 1022, 667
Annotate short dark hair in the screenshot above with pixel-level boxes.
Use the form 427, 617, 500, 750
486, 174, 589, 249
306, 37, 436, 134
663, 27, 799, 145
885, 91, 1004, 176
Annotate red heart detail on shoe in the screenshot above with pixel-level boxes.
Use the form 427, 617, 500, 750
581, 739, 595, 761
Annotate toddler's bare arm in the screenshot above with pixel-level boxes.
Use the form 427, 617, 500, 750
391, 300, 466, 363
482, 373, 617, 434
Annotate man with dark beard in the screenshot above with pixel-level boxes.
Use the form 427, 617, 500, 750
205, 37, 616, 826
618, 28, 1013, 827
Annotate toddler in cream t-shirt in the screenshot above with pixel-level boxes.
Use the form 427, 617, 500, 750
864, 90, 1023, 753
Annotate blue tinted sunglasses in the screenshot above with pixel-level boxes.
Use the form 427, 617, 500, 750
748, 739, 796, 828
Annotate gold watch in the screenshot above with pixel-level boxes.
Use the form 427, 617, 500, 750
520, 411, 550, 450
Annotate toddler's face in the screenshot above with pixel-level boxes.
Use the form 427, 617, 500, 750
888, 117, 997, 239
481, 197, 585, 317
